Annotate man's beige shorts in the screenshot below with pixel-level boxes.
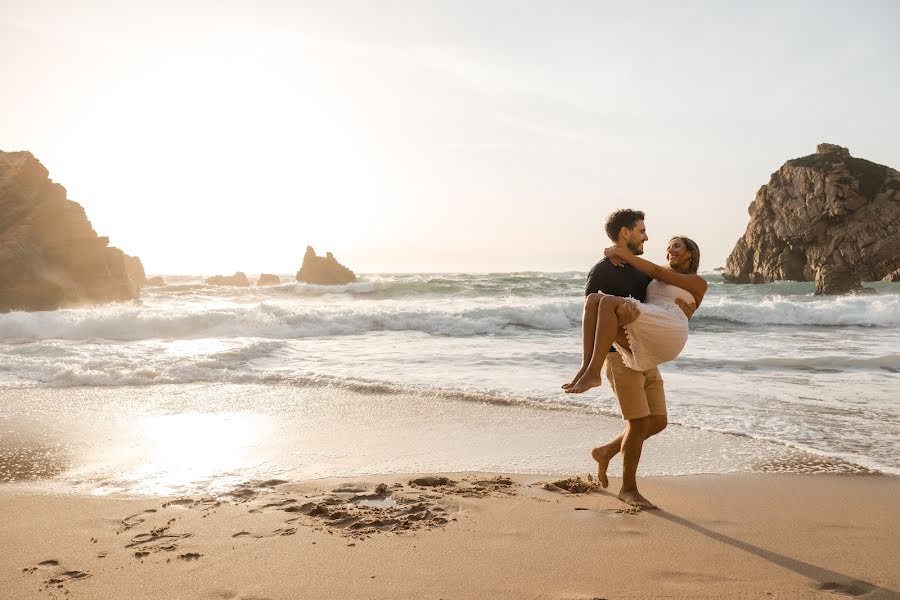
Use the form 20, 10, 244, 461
604, 352, 666, 420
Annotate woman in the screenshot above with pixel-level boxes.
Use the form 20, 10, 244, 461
564, 236, 707, 394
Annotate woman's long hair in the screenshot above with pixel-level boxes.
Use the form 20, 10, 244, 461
671, 236, 701, 274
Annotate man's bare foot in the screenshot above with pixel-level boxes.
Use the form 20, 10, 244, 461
617, 489, 657, 510
590, 445, 616, 488
562, 366, 588, 390
565, 372, 601, 394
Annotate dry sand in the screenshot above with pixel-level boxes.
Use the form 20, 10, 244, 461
2, 472, 898, 600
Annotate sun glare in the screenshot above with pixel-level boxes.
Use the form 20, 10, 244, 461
114, 411, 272, 496
53, 51, 381, 273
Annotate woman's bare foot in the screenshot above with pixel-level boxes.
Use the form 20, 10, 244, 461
562, 366, 588, 390
617, 489, 657, 510
565, 372, 602, 394
590, 445, 617, 488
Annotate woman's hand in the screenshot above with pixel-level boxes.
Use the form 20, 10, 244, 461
675, 298, 696, 320
604, 245, 628, 267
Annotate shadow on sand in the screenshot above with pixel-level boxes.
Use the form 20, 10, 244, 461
648, 508, 897, 599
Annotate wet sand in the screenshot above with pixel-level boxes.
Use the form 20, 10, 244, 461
2, 473, 898, 599
0, 383, 874, 497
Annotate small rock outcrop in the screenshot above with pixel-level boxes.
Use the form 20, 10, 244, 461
256, 273, 281, 286
723, 144, 900, 295
145, 276, 165, 287
295, 246, 357, 285
0, 150, 141, 312
814, 264, 876, 295
883, 269, 900, 282
205, 272, 250, 287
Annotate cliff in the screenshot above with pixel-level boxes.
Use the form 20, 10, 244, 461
723, 144, 900, 294
295, 246, 357, 285
0, 151, 141, 312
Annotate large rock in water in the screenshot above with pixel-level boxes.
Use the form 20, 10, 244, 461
296, 246, 357, 285
0, 151, 142, 312
256, 273, 281, 286
205, 272, 250, 287
723, 144, 900, 295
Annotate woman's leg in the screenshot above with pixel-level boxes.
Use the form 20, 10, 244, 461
566, 295, 631, 394
562, 293, 604, 389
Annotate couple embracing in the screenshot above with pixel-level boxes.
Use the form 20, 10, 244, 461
563, 209, 707, 509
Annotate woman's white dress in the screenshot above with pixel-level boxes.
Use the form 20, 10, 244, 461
614, 279, 694, 371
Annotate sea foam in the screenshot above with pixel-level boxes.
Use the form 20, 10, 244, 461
0, 301, 583, 341
696, 294, 900, 327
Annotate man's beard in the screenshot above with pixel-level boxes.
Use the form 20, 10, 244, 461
627, 240, 644, 255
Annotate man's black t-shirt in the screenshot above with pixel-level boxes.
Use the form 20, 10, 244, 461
584, 258, 651, 352
585, 259, 651, 301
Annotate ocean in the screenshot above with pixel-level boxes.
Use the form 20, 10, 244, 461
1, 271, 898, 484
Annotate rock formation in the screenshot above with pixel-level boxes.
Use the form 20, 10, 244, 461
205, 272, 250, 287
723, 144, 900, 294
145, 276, 165, 287
815, 264, 876, 296
295, 246, 357, 285
0, 150, 141, 312
256, 273, 281, 286
123, 254, 146, 287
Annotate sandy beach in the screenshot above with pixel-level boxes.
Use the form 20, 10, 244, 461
1, 384, 898, 599
2, 472, 898, 599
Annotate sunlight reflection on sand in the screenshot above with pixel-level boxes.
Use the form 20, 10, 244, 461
77, 411, 275, 496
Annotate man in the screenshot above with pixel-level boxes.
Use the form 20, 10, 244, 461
573, 209, 693, 509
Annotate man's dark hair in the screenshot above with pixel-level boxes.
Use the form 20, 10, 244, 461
605, 209, 646, 242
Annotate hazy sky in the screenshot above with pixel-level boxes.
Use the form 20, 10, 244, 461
2, 1, 899, 274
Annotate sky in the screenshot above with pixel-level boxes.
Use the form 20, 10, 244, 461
2, 0, 899, 274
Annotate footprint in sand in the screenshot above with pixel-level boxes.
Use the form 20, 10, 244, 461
126, 525, 192, 553
25, 562, 91, 591
228, 479, 289, 500
249, 498, 297, 513
162, 498, 194, 508
409, 476, 456, 487
119, 509, 157, 532
177, 553, 202, 561
607, 507, 642, 515
46, 570, 90, 584
541, 476, 598, 494
230, 528, 297, 539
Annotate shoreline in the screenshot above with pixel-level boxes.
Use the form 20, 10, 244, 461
2, 472, 898, 599
0, 383, 882, 499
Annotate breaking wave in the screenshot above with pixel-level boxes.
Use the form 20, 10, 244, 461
0, 301, 583, 341
696, 295, 900, 327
